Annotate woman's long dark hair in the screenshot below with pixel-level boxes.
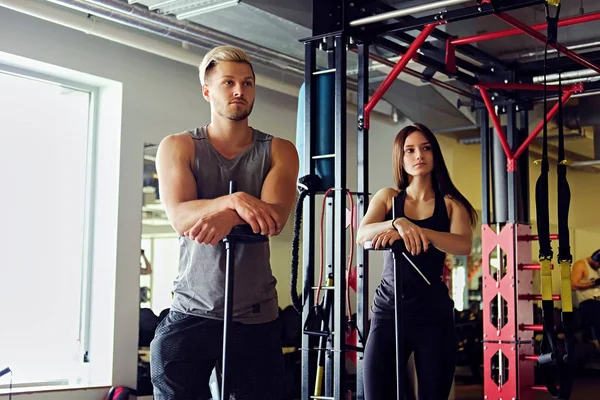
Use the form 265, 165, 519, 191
392, 123, 478, 226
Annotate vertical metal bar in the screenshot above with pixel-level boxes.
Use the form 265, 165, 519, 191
480, 109, 490, 226
519, 108, 530, 224
333, 33, 347, 400
325, 196, 334, 397
221, 240, 235, 400
325, 36, 337, 398
506, 102, 517, 223
356, 40, 370, 400
301, 40, 317, 400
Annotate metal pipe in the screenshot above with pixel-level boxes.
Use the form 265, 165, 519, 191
570, 159, 600, 167
534, 68, 598, 84
0, 0, 301, 97
478, 81, 579, 92
494, 12, 600, 74
452, 11, 600, 45
547, 75, 600, 86
519, 294, 561, 301
520, 324, 544, 331
46, 0, 306, 74
349, 0, 472, 27
505, 41, 600, 61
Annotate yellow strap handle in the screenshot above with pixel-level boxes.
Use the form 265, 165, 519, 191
559, 259, 573, 312
540, 258, 553, 301
547, 0, 560, 6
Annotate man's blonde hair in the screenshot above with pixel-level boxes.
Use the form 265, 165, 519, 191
198, 46, 255, 85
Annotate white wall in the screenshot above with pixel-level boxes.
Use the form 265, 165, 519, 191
0, 5, 408, 398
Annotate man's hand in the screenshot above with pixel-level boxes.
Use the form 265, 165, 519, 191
231, 192, 279, 236
185, 209, 240, 246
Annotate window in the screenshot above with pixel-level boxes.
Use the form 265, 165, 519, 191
0, 66, 96, 388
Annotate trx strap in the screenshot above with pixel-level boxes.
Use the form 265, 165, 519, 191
536, 2, 574, 398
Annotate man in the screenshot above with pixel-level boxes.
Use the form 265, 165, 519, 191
571, 249, 600, 352
150, 45, 299, 400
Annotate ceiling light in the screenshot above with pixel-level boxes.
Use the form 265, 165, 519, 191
176, 0, 240, 20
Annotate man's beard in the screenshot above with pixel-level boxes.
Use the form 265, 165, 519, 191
217, 101, 254, 121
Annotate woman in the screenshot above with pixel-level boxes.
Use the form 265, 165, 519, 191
357, 123, 476, 400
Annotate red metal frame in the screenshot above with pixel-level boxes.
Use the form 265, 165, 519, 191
476, 86, 580, 172
519, 233, 559, 242
519, 294, 561, 301
519, 263, 554, 271
363, 23, 439, 128
451, 11, 600, 45
482, 223, 534, 400
494, 12, 600, 74
364, 52, 476, 100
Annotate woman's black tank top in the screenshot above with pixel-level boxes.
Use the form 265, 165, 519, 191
371, 189, 454, 323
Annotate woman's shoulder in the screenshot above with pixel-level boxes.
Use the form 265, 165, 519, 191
442, 195, 468, 217
374, 187, 401, 202
372, 188, 401, 212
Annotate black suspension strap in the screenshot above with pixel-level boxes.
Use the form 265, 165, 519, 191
554, 3, 575, 396
536, 2, 574, 398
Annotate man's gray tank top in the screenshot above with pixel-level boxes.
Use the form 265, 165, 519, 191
170, 125, 279, 324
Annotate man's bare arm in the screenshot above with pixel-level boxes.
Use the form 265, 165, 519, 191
260, 138, 300, 235
571, 260, 596, 290
156, 134, 243, 236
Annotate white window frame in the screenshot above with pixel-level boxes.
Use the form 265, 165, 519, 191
0, 62, 99, 391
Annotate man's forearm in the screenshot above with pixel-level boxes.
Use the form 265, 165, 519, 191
169, 196, 240, 235
573, 281, 596, 290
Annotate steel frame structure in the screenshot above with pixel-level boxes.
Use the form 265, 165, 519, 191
301, 1, 600, 399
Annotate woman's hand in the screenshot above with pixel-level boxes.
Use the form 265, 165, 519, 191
372, 229, 401, 250
392, 217, 429, 255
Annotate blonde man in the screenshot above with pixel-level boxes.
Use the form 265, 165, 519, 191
150, 46, 298, 400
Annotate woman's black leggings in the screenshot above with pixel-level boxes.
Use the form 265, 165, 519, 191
363, 314, 457, 400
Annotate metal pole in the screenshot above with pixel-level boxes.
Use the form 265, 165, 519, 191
518, 108, 530, 224
480, 109, 490, 226
356, 41, 370, 400
325, 197, 334, 397
506, 102, 517, 223
349, 0, 472, 27
221, 239, 235, 400
301, 40, 317, 400
333, 33, 347, 400
221, 180, 238, 400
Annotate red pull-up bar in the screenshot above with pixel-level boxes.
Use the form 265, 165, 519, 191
451, 11, 600, 46
363, 23, 439, 129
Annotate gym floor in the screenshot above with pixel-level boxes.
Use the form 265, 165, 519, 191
455, 372, 600, 399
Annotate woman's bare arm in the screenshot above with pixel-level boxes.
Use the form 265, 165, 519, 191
356, 188, 397, 246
